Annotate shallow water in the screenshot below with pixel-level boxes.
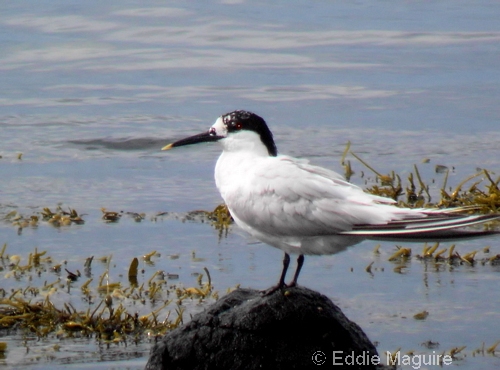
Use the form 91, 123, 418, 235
1, 1, 500, 369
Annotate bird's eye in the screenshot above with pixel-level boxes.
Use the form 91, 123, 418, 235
223, 114, 244, 131
209, 127, 217, 136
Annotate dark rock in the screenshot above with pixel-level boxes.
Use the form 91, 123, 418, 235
146, 286, 381, 370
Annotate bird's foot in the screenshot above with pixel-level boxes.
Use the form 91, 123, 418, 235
260, 281, 298, 296
261, 283, 286, 296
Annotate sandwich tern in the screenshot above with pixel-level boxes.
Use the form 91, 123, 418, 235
163, 110, 499, 291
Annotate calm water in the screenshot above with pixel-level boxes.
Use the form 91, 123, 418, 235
1, 1, 500, 369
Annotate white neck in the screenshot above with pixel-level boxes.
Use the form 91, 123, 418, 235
219, 130, 270, 157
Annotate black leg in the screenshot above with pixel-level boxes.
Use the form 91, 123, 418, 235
262, 253, 290, 295
288, 254, 304, 287
277, 253, 290, 287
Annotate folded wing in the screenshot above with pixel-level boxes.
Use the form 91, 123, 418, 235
225, 155, 499, 240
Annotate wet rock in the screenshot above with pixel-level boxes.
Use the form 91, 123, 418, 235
146, 286, 381, 370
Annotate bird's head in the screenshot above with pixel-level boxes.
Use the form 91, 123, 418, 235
162, 110, 277, 157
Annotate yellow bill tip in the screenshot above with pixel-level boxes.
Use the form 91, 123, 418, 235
161, 143, 174, 151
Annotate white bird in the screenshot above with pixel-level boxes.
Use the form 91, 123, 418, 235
163, 110, 499, 292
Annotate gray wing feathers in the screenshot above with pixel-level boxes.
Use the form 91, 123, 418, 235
228, 156, 499, 239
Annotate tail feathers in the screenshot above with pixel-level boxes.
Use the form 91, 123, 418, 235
340, 213, 500, 241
